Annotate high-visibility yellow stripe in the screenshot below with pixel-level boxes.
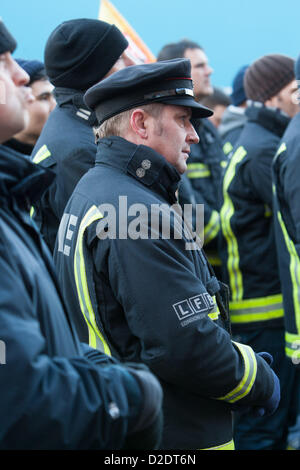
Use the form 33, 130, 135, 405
186, 162, 211, 178
204, 210, 220, 244
276, 211, 300, 335
220, 146, 247, 300
229, 293, 284, 324
285, 332, 300, 361
216, 341, 257, 403
32, 144, 51, 164
201, 439, 235, 450
208, 296, 220, 321
223, 142, 233, 156
74, 205, 111, 355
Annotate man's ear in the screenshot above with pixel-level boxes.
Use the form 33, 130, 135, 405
130, 108, 148, 139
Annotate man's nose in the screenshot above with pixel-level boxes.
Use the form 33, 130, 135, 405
187, 123, 199, 144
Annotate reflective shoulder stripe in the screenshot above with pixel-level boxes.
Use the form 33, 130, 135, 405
186, 162, 211, 178
201, 439, 235, 450
204, 210, 220, 244
74, 205, 111, 355
229, 293, 284, 324
208, 296, 220, 321
30, 206, 35, 218
275, 142, 287, 160
223, 142, 233, 156
285, 332, 300, 362
220, 146, 247, 301
32, 144, 51, 164
216, 341, 257, 403
276, 210, 300, 338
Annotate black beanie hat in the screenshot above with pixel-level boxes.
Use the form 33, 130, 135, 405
244, 54, 295, 103
44, 18, 129, 91
0, 19, 17, 55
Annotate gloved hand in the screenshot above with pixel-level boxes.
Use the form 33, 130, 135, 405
231, 351, 280, 418
254, 351, 280, 417
122, 363, 163, 450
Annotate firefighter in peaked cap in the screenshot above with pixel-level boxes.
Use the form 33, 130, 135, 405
54, 58, 281, 450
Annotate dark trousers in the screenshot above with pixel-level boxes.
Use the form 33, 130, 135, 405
232, 327, 300, 450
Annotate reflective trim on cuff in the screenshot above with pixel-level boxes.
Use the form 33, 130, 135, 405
216, 341, 257, 403
201, 439, 235, 450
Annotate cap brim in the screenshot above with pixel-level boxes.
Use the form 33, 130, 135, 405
158, 96, 213, 118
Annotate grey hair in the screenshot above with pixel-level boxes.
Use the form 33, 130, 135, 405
94, 103, 164, 142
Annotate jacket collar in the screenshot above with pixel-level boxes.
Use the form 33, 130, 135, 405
0, 145, 55, 207
96, 136, 181, 203
246, 101, 290, 137
53, 87, 98, 126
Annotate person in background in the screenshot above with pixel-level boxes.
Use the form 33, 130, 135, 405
219, 53, 300, 450
0, 19, 163, 450
272, 53, 300, 450
157, 40, 227, 279
4, 59, 56, 156
31, 18, 136, 252
202, 86, 231, 129
54, 58, 280, 450
219, 65, 249, 157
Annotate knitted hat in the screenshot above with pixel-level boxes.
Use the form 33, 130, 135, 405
230, 65, 248, 106
0, 19, 17, 54
15, 59, 45, 85
244, 54, 295, 102
44, 18, 128, 91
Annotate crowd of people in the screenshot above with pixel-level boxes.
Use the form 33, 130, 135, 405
0, 15, 299, 451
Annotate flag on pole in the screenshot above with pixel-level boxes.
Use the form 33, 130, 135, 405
99, 0, 156, 64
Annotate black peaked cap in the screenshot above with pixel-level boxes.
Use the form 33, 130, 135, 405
84, 58, 213, 124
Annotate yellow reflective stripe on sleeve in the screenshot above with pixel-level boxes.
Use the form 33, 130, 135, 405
223, 142, 233, 156
216, 341, 257, 403
74, 205, 111, 355
186, 162, 211, 178
204, 210, 220, 244
32, 144, 51, 164
276, 211, 300, 336
208, 296, 220, 321
201, 439, 235, 450
220, 146, 247, 301
30, 206, 35, 218
229, 293, 284, 324
285, 332, 300, 362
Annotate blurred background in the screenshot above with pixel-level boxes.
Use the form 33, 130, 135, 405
2, 0, 299, 88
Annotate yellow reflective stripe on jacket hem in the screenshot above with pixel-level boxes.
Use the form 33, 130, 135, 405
276, 210, 300, 335
74, 205, 111, 355
32, 144, 51, 164
216, 341, 257, 403
285, 332, 300, 361
220, 146, 247, 301
201, 439, 235, 450
229, 293, 284, 323
186, 162, 211, 178
204, 210, 220, 244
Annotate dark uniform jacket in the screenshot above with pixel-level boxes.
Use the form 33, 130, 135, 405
31, 88, 98, 252
219, 105, 248, 157
54, 136, 276, 450
219, 103, 290, 331
183, 118, 228, 275
272, 111, 300, 363
0, 144, 143, 449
